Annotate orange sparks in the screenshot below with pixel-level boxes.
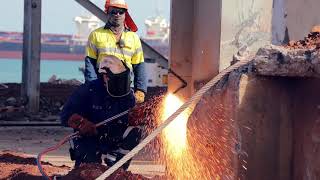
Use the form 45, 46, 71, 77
157, 93, 237, 179
159, 93, 204, 179
161, 93, 189, 156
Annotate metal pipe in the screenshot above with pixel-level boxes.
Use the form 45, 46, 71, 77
168, 68, 187, 94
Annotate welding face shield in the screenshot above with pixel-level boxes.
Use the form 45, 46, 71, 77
98, 56, 131, 97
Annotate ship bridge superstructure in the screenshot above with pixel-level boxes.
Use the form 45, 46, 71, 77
73, 15, 101, 45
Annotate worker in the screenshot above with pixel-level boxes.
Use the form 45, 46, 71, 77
84, 0, 147, 104
60, 56, 143, 169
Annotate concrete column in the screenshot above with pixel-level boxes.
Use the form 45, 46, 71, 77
272, 0, 320, 42
169, 0, 194, 100
21, 0, 41, 113
272, 0, 287, 45
169, 0, 222, 100
191, 0, 222, 91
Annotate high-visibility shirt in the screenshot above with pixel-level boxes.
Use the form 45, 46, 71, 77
86, 27, 144, 70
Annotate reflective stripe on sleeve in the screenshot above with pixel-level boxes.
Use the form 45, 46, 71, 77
97, 47, 134, 57
87, 41, 98, 54
135, 47, 143, 54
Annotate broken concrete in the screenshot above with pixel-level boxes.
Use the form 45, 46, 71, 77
286, 31, 320, 49
254, 45, 320, 77
254, 31, 320, 77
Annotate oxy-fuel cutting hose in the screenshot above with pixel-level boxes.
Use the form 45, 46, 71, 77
36, 110, 130, 180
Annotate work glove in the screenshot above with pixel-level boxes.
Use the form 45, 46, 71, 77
134, 90, 145, 104
68, 114, 97, 136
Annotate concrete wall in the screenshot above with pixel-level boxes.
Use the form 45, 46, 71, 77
220, 0, 320, 69
237, 75, 293, 180
187, 69, 320, 179
272, 0, 320, 43
291, 79, 320, 180
220, 0, 272, 70
225, 75, 320, 180
187, 72, 294, 179
187, 72, 242, 179
285, 0, 320, 41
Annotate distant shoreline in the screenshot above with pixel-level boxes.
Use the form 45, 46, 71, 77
0, 51, 83, 61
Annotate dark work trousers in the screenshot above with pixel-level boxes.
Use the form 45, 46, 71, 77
70, 124, 143, 169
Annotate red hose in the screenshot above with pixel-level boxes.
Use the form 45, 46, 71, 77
36, 132, 79, 180
36, 110, 130, 179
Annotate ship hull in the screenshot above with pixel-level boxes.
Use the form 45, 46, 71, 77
0, 31, 85, 61
0, 50, 84, 61
0, 32, 170, 61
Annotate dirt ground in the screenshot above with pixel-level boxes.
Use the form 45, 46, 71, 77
0, 126, 165, 179
286, 28, 320, 49
0, 127, 74, 166
0, 151, 70, 180
0, 151, 164, 180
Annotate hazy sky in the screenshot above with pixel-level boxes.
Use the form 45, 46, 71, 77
0, 0, 170, 36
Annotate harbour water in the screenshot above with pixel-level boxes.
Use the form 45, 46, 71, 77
0, 58, 84, 83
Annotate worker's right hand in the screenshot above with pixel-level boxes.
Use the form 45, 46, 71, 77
68, 114, 97, 136
134, 90, 145, 104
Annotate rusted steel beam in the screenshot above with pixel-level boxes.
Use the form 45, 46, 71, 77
21, 0, 42, 113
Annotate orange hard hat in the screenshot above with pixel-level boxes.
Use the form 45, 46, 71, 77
104, 0, 138, 32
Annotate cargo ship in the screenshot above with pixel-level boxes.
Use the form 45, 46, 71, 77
0, 15, 169, 61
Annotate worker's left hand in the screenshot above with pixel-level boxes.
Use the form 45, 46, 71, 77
68, 114, 97, 136
78, 119, 97, 136
134, 90, 145, 104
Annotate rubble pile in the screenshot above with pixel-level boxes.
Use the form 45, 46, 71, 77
0, 83, 78, 121
62, 163, 157, 180
48, 75, 82, 86
0, 151, 69, 180
287, 26, 320, 49
0, 151, 163, 180
254, 28, 320, 77
0, 83, 166, 122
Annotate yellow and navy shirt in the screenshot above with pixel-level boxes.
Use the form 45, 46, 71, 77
86, 27, 144, 70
